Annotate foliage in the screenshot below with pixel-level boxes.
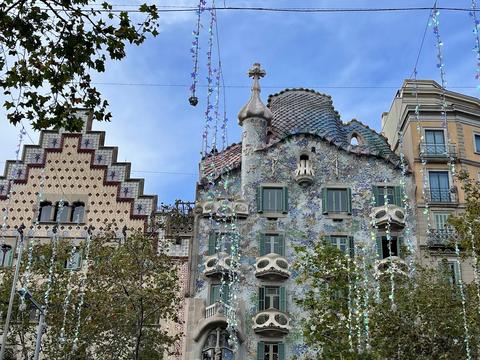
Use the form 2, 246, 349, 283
0, 229, 180, 360
0, 0, 159, 130
294, 238, 480, 360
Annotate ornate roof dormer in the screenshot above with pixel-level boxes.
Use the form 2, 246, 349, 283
238, 63, 273, 126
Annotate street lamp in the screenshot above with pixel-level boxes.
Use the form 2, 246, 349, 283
17, 288, 45, 360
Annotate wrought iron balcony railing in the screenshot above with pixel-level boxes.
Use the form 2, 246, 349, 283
419, 143, 457, 159
427, 229, 458, 247
424, 188, 457, 204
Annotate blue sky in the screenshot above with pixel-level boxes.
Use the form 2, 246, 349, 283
0, 0, 478, 205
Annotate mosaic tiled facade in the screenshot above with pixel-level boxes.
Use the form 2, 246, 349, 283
183, 65, 416, 359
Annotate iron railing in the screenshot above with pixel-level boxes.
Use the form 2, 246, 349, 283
424, 188, 457, 203
419, 143, 457, 158
427, 229, 457, 247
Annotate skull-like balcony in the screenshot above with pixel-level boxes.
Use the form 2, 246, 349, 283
376, 256, 408, 276
370, 204, 405, 230
204, 252, 235, 278
253, 309, 291, 337
255, 253, 290, 281
200, 199, 248, 219
294, 158, 314, 186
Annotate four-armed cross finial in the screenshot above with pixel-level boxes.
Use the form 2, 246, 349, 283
248, 63, 266, 80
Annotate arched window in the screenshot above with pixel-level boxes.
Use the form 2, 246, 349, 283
54, 201, 70, 223
350, 133, 363, 146
71, 202, 85, 223
201, 328, 233, 360
38, 201, 53, 222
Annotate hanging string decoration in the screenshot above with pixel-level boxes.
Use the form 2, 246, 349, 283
201, 2, 217, 155
430, 6, 456, 176
470, 0, 480, 89
69, 228, 93, 357
383, 180, 396, 311
189, 0, 207, 106
43, 200, 64, 316
59, 245, 78, 347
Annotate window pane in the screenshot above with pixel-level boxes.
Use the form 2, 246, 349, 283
263, 188, 283, 212
71, 204, 85, 223
476, 134, 480, 152
327, 189, 348, 212
39, 203, 52, 222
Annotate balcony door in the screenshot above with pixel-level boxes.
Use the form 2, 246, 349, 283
425, 130, 446, 155
429, 171, 450, 202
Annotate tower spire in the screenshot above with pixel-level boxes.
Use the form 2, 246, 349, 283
238, 63, 272, 125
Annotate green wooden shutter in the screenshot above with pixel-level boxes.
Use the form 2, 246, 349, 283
279, 286, 286, 312
348, 236, 355, 258
324, 235, 332, 247
397, 237, 404, 258
258, 287, 265, 311
277, 234, 285, 256
257, 186, 263, 213
278, 343, 285, 360
346, 188, 352, 214
257, 342, 265, 360
282, 187, 289, 214
376, 237, 383, 259
372, 186, 380, 206
394, 186, 402, 206
6, 248, 14, 267
210, 285, 219, 305
259, 234, 266, 256
221, 285, 229, 304
322, 188, 328, 214
208, 233, 217, 256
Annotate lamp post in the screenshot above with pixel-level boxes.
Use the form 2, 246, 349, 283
17, 288, 45, 360
0, 224, 26, 360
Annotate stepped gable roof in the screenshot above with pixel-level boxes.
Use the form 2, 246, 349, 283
266, 88, 399, 164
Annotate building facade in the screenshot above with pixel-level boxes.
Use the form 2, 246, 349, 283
184, 64, 416, 359
0, 113, 191, 359
382, 80, 480, 283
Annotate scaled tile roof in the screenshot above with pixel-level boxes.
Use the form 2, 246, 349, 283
201, 88, 399, 179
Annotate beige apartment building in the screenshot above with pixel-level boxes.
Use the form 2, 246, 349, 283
382, 80, 480, 282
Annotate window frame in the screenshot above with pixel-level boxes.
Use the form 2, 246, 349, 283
376, 235, 403, 259
427, 170, 452, 202
258, 286, 286, 312
257, 342, 285, 360
259, 233, 285, 257
328, 235, 354, 258
474, 133, 480, 154
423, 128, 447, 155
373, 185, 402, 207
0, 244, 14, 268
38, 201, 54, 223
322, 187, 352, 214
257, 185, 288, 215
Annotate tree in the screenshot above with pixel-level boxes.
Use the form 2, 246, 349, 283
294, 239, 480, 359
0, 228, 180, 359
0, 0, 159, 130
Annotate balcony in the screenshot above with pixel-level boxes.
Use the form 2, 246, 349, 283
376, 256, 408, 276
427, 229, 457, 248
255, 253, 290, 281
199, 198, 249, 219
294, 159, 314, 186
424, 188, 458, 205
370, 204, 405, 230
419, 143, 457, 162
205, 301, 234, 319
203, 253, 235, 277
252, 309, 291, 337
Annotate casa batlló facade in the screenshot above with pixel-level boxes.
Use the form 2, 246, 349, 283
183, 64, 417, 360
